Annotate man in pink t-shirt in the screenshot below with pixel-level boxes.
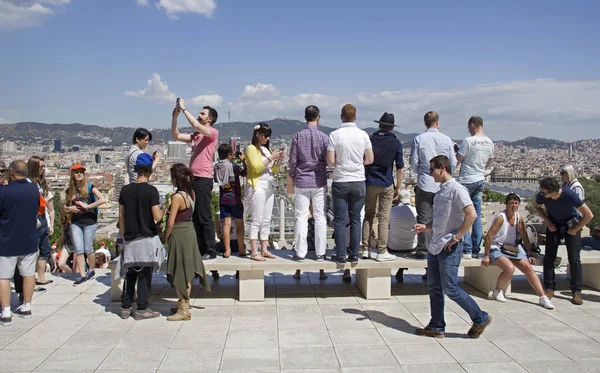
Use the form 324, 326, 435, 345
172, 99, 219, 259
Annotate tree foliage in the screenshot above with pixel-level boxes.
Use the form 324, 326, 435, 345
482, 188, 506, 203
580, 177, 600, 228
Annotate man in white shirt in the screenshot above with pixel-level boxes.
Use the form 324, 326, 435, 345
125, 128, 161, 184
456, 116, 494, 259
408, 112, 456, 260
327, 104, 374, 263
387, 190, 417, 282
414, 155, 491, 339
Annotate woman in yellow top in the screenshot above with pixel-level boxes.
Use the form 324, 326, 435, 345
245, 122, 284, 261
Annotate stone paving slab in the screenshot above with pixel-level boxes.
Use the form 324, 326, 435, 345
1, 265, 600, 372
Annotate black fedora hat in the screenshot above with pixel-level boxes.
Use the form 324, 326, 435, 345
374, 112, 395, 126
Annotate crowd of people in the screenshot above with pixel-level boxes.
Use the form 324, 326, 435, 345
0, 100, 595, 337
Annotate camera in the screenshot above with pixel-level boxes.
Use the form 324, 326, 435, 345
176, 97, 181, 109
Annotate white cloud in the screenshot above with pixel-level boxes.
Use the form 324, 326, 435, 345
0, 0, 70, 29
126, 73, 223, 109
125, 73, 177, 104
228, 79, 600, 141
241, 83, 280, 100
136, 0, 216, 18
188, 94, 223, 108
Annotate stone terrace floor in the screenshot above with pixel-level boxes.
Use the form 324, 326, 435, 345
2, 264, 600, 373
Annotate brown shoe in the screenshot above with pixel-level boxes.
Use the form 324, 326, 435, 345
167, 301, 191, 321
468, 315, 492, 338
572, 292, 583, 305
545, 289, 554, 299
415, 326, 445, 338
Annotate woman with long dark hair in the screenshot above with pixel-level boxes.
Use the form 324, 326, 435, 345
245, 123, 284, 261
164, 163, 210, 321
28, 156, 55, 285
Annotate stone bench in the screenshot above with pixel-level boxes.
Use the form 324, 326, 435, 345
561, 247, 600, 290
109, 249, 512, 302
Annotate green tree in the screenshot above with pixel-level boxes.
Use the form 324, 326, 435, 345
482, 188, 506, 203
211, 191, 219, 218
51, 194, 62, 244
580, 177, 600, 228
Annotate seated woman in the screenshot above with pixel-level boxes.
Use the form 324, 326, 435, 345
482, 193, 554, 309
95, 252, 109, 269
582, 225, 600, 250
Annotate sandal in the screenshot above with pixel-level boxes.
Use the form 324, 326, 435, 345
261, 251, 276, 259
35, 280, 53, 286
251, 253, 266, 262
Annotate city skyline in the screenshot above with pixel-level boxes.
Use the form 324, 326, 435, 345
1, 1, 600, 141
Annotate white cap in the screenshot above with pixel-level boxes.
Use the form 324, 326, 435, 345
400, 189, 411, 204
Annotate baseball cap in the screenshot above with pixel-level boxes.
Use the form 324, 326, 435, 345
70, 164, 86, 172
136, 153, 153, 167
400, 190, 411, 204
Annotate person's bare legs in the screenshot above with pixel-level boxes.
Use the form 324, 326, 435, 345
0, 280, 11, 309
234, 218, 246, 255
261, 240, 275, 258
494, 256, 516, 290
57, 249, 72, 273
75, 254, 86, 277
36, 259, 47, 283
222, 217, 231, 257
514, 259, 545, 296
21, 275, 34, 303
86, 252, 95, 273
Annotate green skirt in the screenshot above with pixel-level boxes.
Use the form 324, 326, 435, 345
167, 221, 211, 298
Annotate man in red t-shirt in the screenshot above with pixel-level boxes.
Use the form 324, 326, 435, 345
172, 99, 219, 259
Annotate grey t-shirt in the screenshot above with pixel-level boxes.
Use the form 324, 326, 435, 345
430, 179, 473, 255
125, 145, 143, 184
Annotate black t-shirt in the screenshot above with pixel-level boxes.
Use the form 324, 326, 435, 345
119, 182, 159, 242
71, 183, 98, 226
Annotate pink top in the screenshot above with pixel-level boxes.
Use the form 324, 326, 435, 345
189, 127, 219, 178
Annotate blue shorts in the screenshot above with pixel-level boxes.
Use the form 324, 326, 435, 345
220, 204, 244, 220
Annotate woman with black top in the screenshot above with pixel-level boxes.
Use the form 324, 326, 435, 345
63, 164, 106, 285
163, 163, 210, 321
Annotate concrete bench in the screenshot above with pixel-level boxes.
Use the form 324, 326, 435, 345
109, 249, 512, 302
561, 247, 600, 290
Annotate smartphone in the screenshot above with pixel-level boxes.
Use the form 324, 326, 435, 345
176, 97, 181, 109
453, 144, 460, 153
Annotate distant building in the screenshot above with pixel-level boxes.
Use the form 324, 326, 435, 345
95, 154, 102, 164
72, 145, 80, 152
53, 139, 61, 152
229, 137, 240, 152
2, 141, 16, 153
114, 174, 124, 202
168, 141, 186, 159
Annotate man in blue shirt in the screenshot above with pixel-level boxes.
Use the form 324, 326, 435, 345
0, 161, 40, 326
362, 112, 404, 261
409, 111, 456, 260
535, 176, 594, 305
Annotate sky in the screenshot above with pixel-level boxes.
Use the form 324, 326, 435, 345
1, 0, 599, 141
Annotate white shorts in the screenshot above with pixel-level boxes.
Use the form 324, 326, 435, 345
0, 252, 37, 279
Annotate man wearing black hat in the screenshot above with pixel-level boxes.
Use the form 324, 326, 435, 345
362, 113, 404, 261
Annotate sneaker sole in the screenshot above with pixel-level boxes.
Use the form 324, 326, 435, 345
377, 257, 396, 262
14, 313, 32, 319
0, 321, 12, 326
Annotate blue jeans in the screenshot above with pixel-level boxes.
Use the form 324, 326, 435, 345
37, 215, 51, 260
460, 180, 485, 255
70, 223, 97, 255
427, 245, 489, 333
332, 181, 365, 258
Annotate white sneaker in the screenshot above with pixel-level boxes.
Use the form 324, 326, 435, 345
539, 295, 554, 309
376, 252, 396, 262
462, 253, 472, 259
361, 250, 370, 259
493, 289, 507, 303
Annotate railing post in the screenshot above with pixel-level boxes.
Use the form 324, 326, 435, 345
278, 196, 287, 249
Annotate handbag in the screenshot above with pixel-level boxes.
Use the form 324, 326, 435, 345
500, 213, 521, 257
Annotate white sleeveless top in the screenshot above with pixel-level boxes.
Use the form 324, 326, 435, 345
491, 211, 520, 249
564, 180, 585, 201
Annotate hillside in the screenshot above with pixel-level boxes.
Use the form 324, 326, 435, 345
0, 121, 594, 148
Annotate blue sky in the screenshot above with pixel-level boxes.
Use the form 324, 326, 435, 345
1, 0, 599, 140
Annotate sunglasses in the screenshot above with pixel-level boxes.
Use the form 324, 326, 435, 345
73, 170, 85, 174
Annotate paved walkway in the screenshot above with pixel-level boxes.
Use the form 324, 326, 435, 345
1, 264, 600, 373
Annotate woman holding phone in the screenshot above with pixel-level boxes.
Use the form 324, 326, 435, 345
245, 122, 283, 261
